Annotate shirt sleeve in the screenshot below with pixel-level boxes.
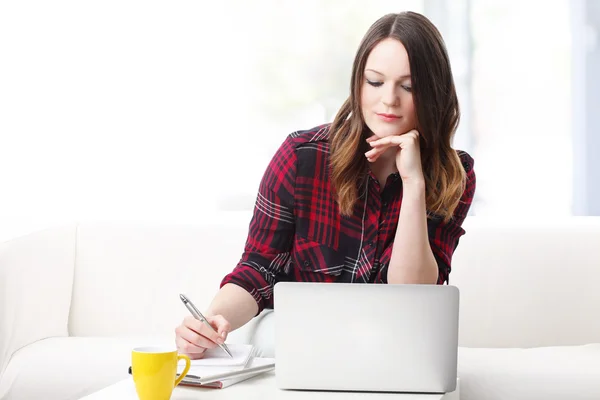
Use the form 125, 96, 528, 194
430, 151, 476, 284
220, 135, 297, 314
373, 151, 476, 284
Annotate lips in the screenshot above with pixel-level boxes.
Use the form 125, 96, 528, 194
377, 113, 400, 118
376, 113, 401, 122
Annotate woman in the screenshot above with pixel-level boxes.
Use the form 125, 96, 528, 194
175, 11, 476, 359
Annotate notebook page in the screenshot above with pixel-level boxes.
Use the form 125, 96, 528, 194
177, 343, 255, 371
178, 362, 247, 377
208, 357, 275, 388
196, 343, 254, 366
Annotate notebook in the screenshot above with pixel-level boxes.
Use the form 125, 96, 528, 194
175, 343, 274, 389
178, 356, 275, 389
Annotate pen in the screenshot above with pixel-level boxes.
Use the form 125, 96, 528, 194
179, 294, 233, 358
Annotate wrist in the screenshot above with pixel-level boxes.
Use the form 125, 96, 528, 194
402, 177, 425, 192
401, 179, 426, 205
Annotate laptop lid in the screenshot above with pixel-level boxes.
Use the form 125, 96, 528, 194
274, 282, 459, 393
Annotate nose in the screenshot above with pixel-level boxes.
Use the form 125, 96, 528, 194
381, 86, 398, 107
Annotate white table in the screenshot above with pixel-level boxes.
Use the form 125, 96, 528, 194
79, 372, 459, 400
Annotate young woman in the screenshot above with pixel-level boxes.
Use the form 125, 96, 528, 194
175, 11, 476, 359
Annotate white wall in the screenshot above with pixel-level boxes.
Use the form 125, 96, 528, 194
0, 0, 593, 242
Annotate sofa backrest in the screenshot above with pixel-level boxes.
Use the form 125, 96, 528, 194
452, 216, 600, 348
67, 214, 250, 339
61, 214, 600, 347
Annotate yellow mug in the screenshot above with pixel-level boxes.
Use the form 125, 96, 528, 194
131, 347, 191, 400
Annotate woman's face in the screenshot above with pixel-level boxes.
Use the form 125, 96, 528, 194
360, 38, 417, 139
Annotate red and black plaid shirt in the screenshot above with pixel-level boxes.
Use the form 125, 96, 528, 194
221, 123, 476, 314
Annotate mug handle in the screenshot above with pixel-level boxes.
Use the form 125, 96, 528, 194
174, 354, 191, 387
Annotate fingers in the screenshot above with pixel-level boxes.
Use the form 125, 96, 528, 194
365, 146, 386, 163
175, 335, 207, 359
365, 137, 396, 162
175, 315, 232, 360
365, 130, 419, 162
208, 315, 231, 341
180, 323, 220, 349
175, 324, 213, 354
369, 130, 419, 147
175, 318, 222, 355
183, 316, 225, 346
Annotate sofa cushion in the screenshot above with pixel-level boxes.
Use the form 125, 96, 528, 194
458, 344, 600, 400
0, 336, 172, 400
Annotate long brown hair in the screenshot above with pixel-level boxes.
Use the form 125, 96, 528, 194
329, 11, 466, 223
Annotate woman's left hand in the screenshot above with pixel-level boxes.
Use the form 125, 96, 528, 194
365, 130, 424, 183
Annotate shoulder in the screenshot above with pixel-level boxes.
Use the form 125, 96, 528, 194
272, 123, 332, 170
455, 149, 474, 174
454, 149, 476, 205
265, 123, 332, 176
285, 123, 332, 150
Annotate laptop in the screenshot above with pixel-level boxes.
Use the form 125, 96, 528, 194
273, 282, 459, 393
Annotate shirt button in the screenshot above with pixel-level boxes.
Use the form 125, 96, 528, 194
368, 241, 375, 248
382, 202, 388, 208
303, 260, 310, 267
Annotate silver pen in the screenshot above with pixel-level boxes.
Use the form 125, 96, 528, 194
179, 293, 233, 358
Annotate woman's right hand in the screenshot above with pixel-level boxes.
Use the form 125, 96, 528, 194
175, 315, 231, 359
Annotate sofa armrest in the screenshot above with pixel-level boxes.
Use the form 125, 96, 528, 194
0, 225, 77, 376
224, 309, 275, 358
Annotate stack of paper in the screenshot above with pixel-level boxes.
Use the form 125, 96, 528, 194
176, 344, 275, 389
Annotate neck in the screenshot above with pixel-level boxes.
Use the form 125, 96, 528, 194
369, 147, 397, 175
368, 147, 398, 190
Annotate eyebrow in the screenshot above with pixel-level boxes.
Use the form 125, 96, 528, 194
365, 68, 411, 80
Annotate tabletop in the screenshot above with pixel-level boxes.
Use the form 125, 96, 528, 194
79, 372, 459, 400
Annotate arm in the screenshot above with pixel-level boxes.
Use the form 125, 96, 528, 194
205, 283, 258, 331
216, 135, 297, 321
387, 152, 476, 284
387, 180, 439, 284
176, 136, 297, 358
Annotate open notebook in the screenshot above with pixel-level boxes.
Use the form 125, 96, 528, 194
178, 356, 275, 388
187, 343, 255, 367
175, 344, 275, 389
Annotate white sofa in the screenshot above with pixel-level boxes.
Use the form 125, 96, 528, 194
1, 214, 600, 400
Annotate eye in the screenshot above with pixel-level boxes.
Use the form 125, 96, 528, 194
366, 79, 383, 87
401, 85, 412, 92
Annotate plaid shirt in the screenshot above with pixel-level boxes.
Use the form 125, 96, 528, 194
221, 123, 476, 314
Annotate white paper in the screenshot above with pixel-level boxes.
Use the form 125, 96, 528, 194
195, 343, 254, 366
206, 357, 276, 387
178, 357, 276, 389
177, 343, 255, 373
